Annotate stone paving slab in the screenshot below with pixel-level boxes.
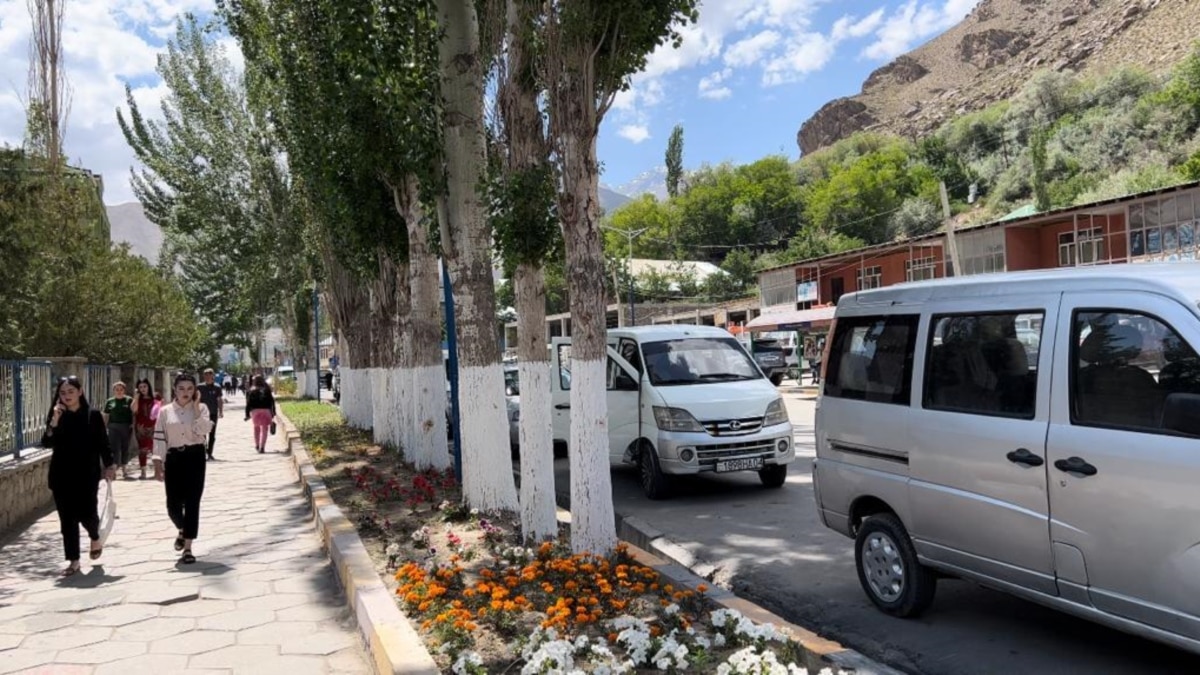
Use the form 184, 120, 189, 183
0, 394, 372, 675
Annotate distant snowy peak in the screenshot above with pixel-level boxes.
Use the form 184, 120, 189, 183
608, 166, 669, 201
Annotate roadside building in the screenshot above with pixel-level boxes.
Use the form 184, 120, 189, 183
751, 180, 1200, 335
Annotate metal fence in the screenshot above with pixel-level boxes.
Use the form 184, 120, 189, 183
83, 364, 112, 411
0, 361, 54, 460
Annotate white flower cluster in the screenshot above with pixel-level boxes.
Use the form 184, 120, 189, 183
715, 646, 831, 675
711, 608, 788, 644
650, 633, 689, 671
500, 545, 535, 564
451, 650, 484, 675
519, 629, 630, 675
410, 525, 431, 546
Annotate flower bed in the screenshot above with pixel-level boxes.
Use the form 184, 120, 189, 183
281, 401, 842, 675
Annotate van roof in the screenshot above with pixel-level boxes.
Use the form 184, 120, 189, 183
608, 325, 734, 342
843, 262, 1200, 310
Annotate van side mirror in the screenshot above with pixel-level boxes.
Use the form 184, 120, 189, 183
1162, 392, 1200, 437
614, 371, 639, 391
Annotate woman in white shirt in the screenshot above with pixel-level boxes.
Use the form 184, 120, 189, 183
152, 372, 214, 564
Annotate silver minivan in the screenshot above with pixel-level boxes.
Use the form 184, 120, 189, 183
813, 263, 1200, 655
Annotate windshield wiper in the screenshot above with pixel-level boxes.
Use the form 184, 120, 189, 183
699, 373, 754, 381
652, 377, 699, 385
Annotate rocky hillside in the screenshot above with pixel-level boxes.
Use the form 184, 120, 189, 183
106, 202, 164, 264
798, 0, 1200, 155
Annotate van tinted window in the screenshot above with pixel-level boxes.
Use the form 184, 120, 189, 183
924, 311, 1042, 419
824, 315, 919, 405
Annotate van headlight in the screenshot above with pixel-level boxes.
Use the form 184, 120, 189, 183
764, 398, 789, 427
653, 406, 705, 433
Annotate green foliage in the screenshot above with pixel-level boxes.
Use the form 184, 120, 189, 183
603, 194, 678, 259
889, 197, 942, 238
118, 15, 310, 352
1029, 128, 1052, 213
665, 124, 684, 198
802, 141, 937, 244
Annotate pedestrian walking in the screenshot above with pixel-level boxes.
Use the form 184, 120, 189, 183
196, 368, 224, 461
41, 376, 116, 576
152, 372, 213, 565
131, 379, 157, 480
244, 374, 277, 454
102, 382, 135, 480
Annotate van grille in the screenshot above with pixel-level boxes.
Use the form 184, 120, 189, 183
696, 439, 777, 466
703, 417, 763, 437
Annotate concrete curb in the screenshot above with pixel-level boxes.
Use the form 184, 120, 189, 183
546, 485, 903, 675
277, 411, 439, 675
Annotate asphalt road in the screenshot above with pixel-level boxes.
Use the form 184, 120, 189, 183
552, 391, 1200, 675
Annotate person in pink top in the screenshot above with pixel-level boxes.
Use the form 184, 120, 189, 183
243, 375, 277, 453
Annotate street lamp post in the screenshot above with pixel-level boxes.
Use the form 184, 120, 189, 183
600, 225, 647, 326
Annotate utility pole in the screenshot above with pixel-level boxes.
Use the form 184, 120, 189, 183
600, 225, 647, 326
940, 181, 962, 277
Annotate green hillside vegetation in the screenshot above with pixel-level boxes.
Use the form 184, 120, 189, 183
597, 45, 1200, 295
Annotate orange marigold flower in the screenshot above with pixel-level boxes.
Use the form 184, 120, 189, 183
418, 601, 431, 612
477, 608, 487, 618
697, 584, 709, 592
564, 581, 578, 591
542, 583, 555, 593
607, 632, 618, 643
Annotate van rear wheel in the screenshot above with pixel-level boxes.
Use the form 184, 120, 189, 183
638, 448, 671, 500
759, 464, 787, 488
855, 513, 936, 617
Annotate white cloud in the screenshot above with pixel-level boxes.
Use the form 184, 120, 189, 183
698, 69, 733, 100
0, 0, 218, 205
724, 30, 782, 68
617, 124, 651, 144
862, 0, 980, 60
832, 8, 886, 42
762, 33, 836, 86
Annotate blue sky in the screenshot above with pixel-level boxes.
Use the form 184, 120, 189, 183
0, 0, 978, 204
598, 0, 980, 189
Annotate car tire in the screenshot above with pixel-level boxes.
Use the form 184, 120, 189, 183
769, 373, 784, 386
638, 447, 671, 500
854, 513, 936, 618
758, 463, 787, 488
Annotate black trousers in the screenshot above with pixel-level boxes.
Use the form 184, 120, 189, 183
165, 445, 207, 540
206, 418, 218, 457
53, 487, 99, 561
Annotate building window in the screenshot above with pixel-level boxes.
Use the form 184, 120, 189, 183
856, 266, 882, 291
759, 268, 797, 308
957, 229, 1006, 275
905, 256, 937, 282
1058, 228, 1107, 266
1129, 191, 1199, 262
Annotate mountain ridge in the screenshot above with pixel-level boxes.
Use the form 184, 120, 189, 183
798, 0, 1198, 155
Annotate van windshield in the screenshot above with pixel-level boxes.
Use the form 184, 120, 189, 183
642, 337, 762, 386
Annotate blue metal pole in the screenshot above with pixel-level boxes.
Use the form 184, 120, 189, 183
13, 364, 23, 460
313, 287, 321, 400
442, 261, 463, 483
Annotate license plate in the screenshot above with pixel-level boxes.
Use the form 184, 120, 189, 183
716, 457, 764, 473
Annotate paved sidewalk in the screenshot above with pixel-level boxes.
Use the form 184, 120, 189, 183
0, 395, 371, 675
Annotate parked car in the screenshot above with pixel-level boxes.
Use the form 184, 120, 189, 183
446, 363, 520, 452
551, 325, 795, 499
814, 263, 1200, 656
740, 337, 788, 386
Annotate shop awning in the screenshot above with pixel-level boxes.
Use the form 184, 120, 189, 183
745, 305, 836, 332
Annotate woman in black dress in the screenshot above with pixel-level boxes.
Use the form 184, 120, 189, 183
41, 376, 116, 576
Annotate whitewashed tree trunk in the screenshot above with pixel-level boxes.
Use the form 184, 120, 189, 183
515, 263, 557, 541
394, 263, 415, 459
395, 178, 448, 470
550, 38, 618, 555
436, 0, 518, 511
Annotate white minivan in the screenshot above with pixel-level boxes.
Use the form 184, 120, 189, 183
552, 326, 796, 499
813, 263, 1200, 655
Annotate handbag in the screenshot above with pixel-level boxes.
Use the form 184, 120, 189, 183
97, 478, 116, 547
269, 421, 277, 435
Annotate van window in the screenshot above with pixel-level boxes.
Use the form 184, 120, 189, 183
641, 337, 760, 386
557, 344, 572, 390
924, 311, 1042, 419
824, 315, 919, 405
1071, 310, 1200, 434
619, 339, 643, 374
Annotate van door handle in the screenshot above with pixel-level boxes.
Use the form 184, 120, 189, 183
1006, 448, 1044, 467
554, 403, 570, 410
1054, 456, 1098, 477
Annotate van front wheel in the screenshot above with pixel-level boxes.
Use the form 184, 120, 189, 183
759, 464, 787, 488
855, 513, 936, 617
639, 448, 671, 500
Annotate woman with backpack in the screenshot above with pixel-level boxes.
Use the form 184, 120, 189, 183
244, 375, 277, 454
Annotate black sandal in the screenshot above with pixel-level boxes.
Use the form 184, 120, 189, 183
89, 545, 103, 560
174, 532, 185, 552
180, 550, 196, 564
